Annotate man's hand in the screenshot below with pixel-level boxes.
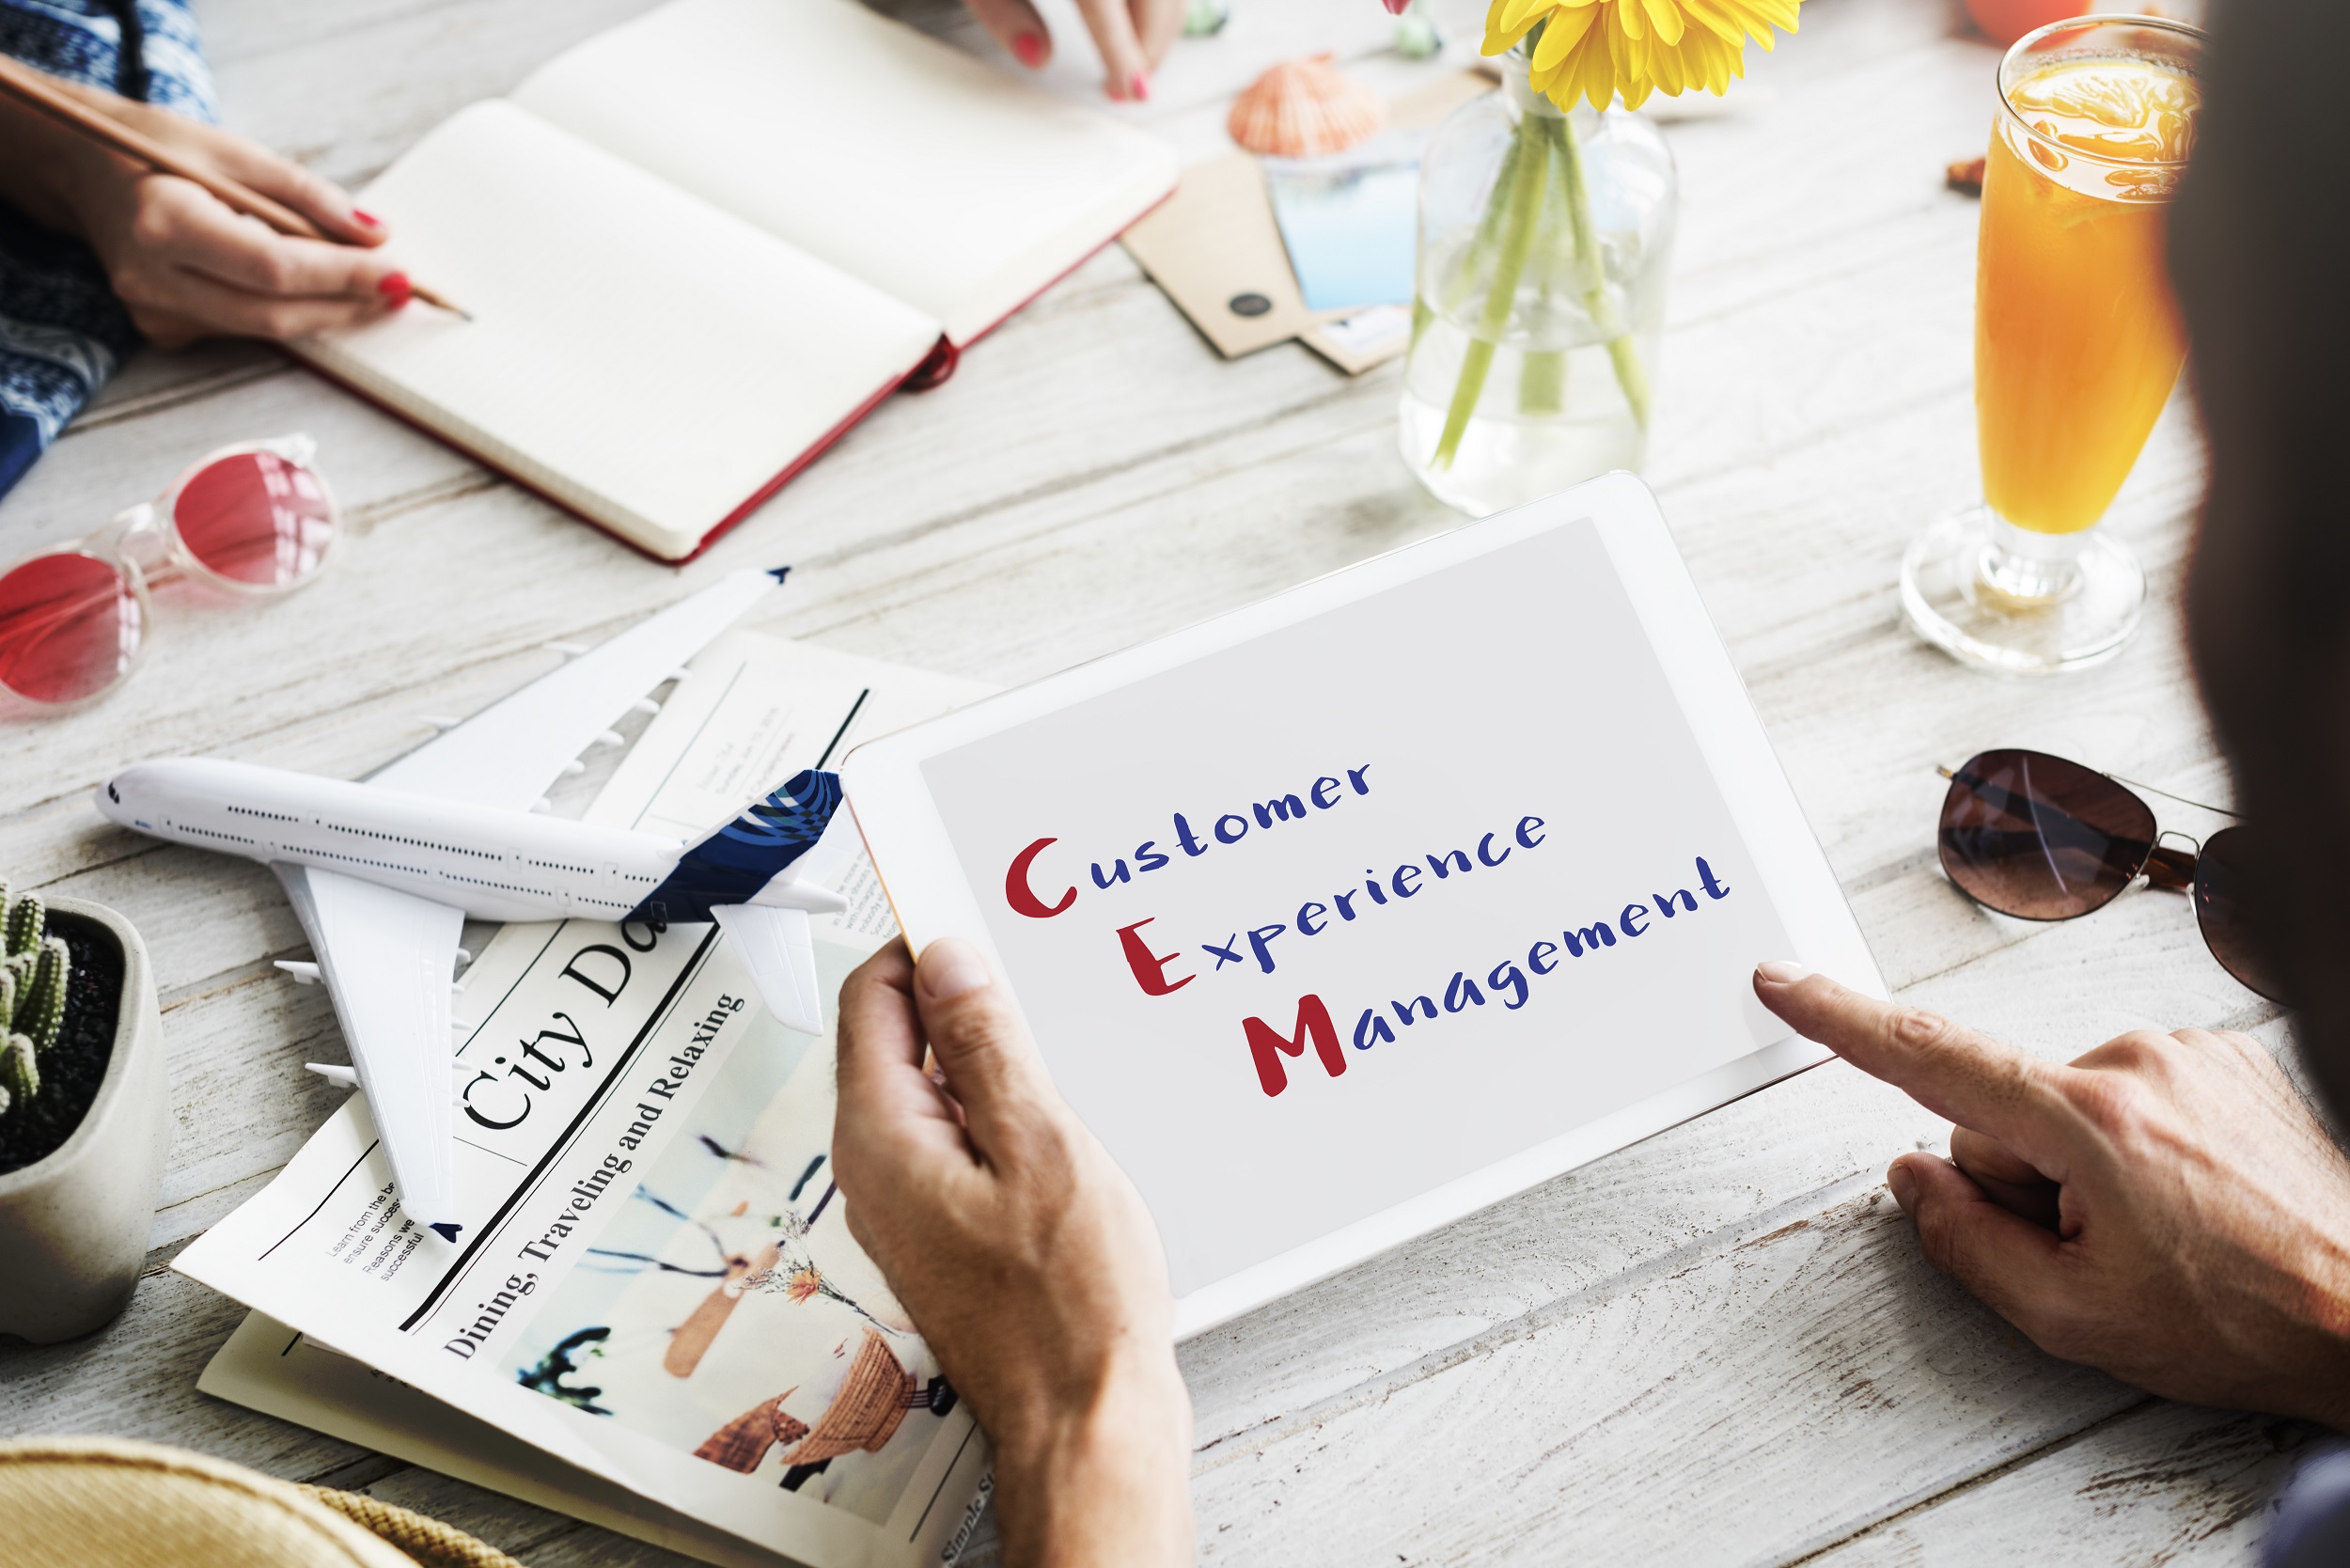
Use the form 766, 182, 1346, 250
959, 0, 1183, 101
835, 938, 1193, 1568
0, 77, 403, 348
1754, 962, 2350, 1428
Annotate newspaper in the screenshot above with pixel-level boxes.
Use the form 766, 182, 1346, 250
179, 632, 996, 1568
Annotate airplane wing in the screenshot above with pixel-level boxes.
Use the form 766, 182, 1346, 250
276, 864, 465, 1236
366, 568, 786, 811
711, 904, 822, 1035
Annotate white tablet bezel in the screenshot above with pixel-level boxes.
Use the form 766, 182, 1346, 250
839, 473, 1885, 1339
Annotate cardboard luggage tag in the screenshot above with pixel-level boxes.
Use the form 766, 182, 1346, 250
1122, 70, 1494, 377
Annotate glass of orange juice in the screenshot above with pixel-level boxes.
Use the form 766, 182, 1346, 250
1902, 16, 2201, 674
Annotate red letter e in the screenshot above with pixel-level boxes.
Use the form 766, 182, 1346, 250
1117, 918, 1193, 997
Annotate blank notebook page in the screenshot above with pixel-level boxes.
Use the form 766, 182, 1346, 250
302, 102, 940, 556
510, 0, 1179, 346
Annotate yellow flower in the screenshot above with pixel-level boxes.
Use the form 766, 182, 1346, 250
1484, 0, 1801, 112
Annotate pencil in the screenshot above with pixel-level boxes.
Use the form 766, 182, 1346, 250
0, 54, 470, 320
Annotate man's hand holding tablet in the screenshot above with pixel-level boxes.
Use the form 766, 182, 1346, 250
835, 938, 1193, 1568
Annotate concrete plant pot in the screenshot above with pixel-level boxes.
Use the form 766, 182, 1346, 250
0, 897, 168, 1343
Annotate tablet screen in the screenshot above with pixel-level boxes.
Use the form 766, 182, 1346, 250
916, 518, 1796, 1298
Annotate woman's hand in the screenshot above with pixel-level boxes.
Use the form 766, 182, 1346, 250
0, 76, 403, 348
1754, 963, 2350, 1428
834, 938, 1193, 1568
960, 0, 1184, 102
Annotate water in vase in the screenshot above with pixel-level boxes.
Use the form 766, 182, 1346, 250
1399, 91, 1675, 518
1400, 308, 1662, 517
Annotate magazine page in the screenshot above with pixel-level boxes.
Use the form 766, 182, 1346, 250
177, 634, 994, 1568
202, 1309, 811, 1568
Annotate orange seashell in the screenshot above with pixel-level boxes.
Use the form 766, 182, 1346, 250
1227, 55, 1386, 159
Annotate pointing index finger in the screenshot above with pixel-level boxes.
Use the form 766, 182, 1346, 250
1755, 964, 2075, 1174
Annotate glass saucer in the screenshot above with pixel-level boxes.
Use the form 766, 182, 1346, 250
1900, 508, 2144, 675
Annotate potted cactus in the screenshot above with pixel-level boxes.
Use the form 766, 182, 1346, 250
1, 900, 71, 1113
0, 878, 168, 1342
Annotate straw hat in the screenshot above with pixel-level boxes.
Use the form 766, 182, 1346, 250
0, 1436, 524, 1567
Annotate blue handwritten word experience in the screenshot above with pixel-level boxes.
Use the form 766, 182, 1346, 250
922, 523, 1797, 1296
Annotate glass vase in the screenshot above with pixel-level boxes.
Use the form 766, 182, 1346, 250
1401, 52, 1676, 516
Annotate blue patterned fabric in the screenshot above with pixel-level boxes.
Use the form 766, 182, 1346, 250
0, 1, 216, 501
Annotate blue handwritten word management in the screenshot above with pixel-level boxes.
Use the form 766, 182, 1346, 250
1243, 855, 1735, 1097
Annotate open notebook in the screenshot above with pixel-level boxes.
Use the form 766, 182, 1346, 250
298, 0, 1177, 561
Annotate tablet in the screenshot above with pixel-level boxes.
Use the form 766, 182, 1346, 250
840, 474, 1883, 1338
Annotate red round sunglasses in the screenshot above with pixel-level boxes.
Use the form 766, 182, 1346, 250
0, 435, 336, 706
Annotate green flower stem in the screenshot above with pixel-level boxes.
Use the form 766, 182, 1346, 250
1439, 132, 1525, 321
1551, 114, 1651, 431
1432, 113, 1550, 470
1516, 120, 1576, 417
1518, 342, 1566, 414
1418, 125, 1525, 362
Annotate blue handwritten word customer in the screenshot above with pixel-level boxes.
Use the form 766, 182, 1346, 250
831, 1, 2350, 1563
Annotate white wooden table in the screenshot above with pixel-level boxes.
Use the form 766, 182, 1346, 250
0, 0, 2307, 1561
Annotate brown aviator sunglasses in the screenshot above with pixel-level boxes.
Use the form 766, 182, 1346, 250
1936, 749, 2281, 1003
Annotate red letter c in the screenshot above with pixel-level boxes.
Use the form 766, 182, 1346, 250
1005, 837, 1076, 918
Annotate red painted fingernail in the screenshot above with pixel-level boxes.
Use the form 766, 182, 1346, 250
1383, 0, 1411, 13
1011, 31, 1043, 66
353, 208, 384, 227
378, 271, 412, 307
1130, 71, 1151, 102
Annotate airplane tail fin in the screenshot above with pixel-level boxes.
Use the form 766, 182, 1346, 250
696, 770, 843, 1035
625, 769, 845, 926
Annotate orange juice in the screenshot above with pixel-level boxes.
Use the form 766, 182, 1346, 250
1976, 55, 2198, 535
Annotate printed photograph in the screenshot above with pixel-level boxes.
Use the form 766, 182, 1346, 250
502, 942, 957, 1523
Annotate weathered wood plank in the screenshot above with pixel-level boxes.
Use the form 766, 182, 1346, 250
0, 303, 2228, 1410
10, 228, 2186, 825
1189, 1181, 2138, 1567
1806, 1400, 2310, 1567
4, 293, 2237, 1401
2, 26, 2141, 758
0, 1260, 363, 1477
0, 0, 2273, 1562
206, 0, 669, 187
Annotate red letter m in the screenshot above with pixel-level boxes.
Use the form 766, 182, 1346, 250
1245, 996, 1344, 1098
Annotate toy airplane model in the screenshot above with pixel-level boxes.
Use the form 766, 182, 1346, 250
96, 569, 849, 1243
